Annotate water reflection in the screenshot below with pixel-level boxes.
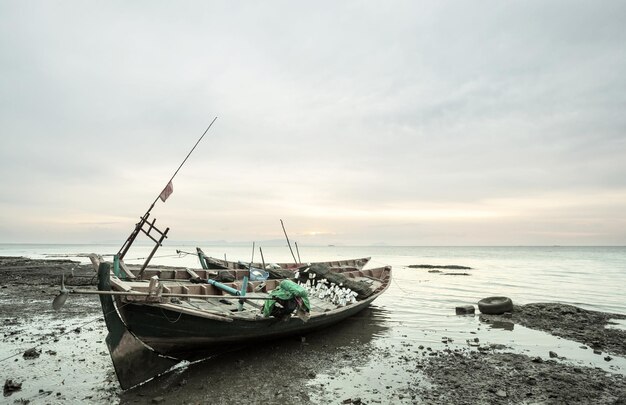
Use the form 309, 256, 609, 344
119, 306, 390, 403
479, 315, 515, 331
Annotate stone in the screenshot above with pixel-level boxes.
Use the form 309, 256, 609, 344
23, 348, 40, 359
456, 305, 475, 315
549, 351, 558, 358
496, 390, 507, 398
3, 379, 22, 396
152, 396, 165, 403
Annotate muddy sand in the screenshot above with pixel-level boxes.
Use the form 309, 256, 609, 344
1, 257, 626, 404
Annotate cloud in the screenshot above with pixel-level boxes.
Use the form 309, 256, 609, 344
1, 1, 625, 245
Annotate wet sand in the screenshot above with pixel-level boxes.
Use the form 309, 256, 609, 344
1, 257, 626, 404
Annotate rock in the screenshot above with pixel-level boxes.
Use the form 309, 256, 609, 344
531, 357, 543, 363
23, 348, 40, 359
3, 379, 22, 396
593, 349, 602, 355
549, 351, 558, 358
604, 356, 613, 362
456, 305, 475, 315
496, 390, 507, 398
152, 396, 165, 403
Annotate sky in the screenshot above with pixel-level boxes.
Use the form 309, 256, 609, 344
1, 1, 625, 246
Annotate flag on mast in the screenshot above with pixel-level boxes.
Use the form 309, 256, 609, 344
159, 181, 174, 202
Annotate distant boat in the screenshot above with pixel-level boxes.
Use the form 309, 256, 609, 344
195, 247, 370, 271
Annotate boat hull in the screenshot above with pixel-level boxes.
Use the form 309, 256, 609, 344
97, 261, 391, 388
115, 293, 382, 355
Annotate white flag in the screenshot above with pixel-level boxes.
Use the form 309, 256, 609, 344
159, 181, 174, 202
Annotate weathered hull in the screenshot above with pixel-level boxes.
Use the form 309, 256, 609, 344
97, 263, 179, 389
98, 260, 391, 389
115, 292, 382, 355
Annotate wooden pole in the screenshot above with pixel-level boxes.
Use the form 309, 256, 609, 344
150, 116, 218, 208
259, 247, 266, 270
280, 219, 298, 264
67, 289, 274, 300
295, 241, 302, 263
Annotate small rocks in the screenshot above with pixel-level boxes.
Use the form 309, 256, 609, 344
495, 389, 507, 398
151, 396, 165, 403
604, 356, 612, 362
23, 347, 40, 359
593, 349, 603, 355
549, 351, 559, 358
467, 340, 480, 347
456, 305, 476, 315
3, 379, 22, 396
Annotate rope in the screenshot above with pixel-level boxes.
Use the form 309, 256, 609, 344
160, 307, 183, 323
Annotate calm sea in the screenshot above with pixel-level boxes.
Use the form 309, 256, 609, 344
2, 243, 625, 383
2, 243, 624, 314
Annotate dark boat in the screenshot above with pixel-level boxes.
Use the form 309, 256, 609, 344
59, 122, 392, 389
86, 214, 391, 390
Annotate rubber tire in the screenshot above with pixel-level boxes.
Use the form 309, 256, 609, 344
478, 296, 513, 315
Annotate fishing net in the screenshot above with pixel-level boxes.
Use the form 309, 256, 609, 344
266, 267, 297, 280
300, 264, 373, 298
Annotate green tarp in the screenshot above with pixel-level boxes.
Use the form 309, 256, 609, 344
262, 279, 310, 317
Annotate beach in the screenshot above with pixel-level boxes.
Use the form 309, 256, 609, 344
1, 253, 626, 404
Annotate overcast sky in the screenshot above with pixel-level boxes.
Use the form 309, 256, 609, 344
1, 1, 625, 246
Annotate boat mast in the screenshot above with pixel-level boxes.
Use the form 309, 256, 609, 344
117, 117, 218, 274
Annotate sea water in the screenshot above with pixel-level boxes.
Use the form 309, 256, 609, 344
1, 243, 625, 399
2, 243, 624, 314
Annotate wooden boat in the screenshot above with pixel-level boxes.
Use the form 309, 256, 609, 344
93, 257, 391, 389
196, 247, 371, 271
56, 126, 391, 389
79, 213, 392, 390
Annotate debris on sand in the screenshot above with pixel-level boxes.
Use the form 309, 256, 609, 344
414, 352, 626, 404
3, 379, 22, 396
23, 348, 40, 359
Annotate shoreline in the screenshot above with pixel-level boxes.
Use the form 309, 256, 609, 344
1, 256, 625, 404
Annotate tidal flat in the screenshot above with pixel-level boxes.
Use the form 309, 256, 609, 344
1, 256, 626, 404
